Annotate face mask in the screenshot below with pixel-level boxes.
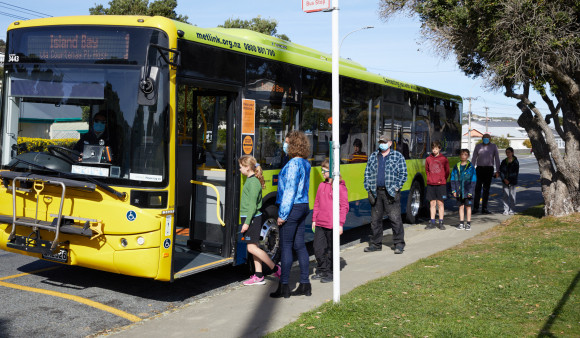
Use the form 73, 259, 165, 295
379, 143, 390, 151
482, 138, 490, 145
94, 121, 105, 133
283, 142, 289, 154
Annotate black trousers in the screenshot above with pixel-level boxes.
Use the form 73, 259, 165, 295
474, 166, 494, 210
313, 226, 333, 275
370, 189, 405, 248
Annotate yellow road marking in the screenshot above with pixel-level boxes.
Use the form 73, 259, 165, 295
0, 266, 61, 281
0, 267, 141, 323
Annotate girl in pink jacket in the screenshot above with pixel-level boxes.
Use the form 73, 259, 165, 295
311, 160, 349, 283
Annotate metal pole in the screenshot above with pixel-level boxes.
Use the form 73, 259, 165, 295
331, 0, 340, 304
465, 97, 477, 151
468, 104, 472, 151
484, 106, 489, 133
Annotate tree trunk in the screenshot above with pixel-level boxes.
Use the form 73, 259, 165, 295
517, 103, 580, 216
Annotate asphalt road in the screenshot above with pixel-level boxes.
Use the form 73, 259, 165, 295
0, 155, 543, 338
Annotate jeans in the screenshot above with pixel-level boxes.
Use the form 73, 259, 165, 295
279, 203, 310, 285
313, 226, 333, 275
474, 166, 494, 210
502, 184, 517, 213
370, 189, 405, 248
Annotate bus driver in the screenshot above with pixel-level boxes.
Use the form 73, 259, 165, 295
74, 111, 113, 162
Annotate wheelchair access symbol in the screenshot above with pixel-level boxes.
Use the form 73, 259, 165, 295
126, 210, 137, 222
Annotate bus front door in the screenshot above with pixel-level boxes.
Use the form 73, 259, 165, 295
174, 87, 237, 279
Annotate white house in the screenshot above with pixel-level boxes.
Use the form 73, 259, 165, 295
462, 120, 564, 151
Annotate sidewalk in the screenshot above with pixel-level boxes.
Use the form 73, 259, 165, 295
111, 211, 510, 338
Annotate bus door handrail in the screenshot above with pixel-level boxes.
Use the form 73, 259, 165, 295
190, 180, 225, 227
10, 176, 66, 252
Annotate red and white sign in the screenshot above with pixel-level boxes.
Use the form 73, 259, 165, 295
302, 0, 331, 13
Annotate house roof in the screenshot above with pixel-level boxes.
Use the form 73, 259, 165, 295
463, 129, 484, 137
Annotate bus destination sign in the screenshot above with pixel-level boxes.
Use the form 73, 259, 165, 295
26, 31, 130, 61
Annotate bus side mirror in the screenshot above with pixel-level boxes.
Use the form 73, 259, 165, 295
138, 66, 159, 106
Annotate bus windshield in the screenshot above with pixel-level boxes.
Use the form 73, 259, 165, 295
1, 26, 170, 187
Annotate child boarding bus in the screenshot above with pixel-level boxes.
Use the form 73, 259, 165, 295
0, 16, 462, 281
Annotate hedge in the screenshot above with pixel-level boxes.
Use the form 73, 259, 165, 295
17, 137, 78, 154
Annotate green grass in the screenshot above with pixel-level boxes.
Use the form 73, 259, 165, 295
268, 209, 580, 337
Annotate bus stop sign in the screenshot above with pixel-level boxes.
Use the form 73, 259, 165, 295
302, 0, 331, 13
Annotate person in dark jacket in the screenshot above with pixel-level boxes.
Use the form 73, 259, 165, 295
499, 147, 519, 215
74, 111, 114, 162
451, 149, 477, 230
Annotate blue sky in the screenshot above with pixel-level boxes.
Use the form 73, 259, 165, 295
0, 0, 548, 118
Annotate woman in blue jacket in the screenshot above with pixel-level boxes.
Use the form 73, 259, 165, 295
270, 131, 312, 299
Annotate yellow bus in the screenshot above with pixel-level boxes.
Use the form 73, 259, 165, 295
0, 16, 462, 281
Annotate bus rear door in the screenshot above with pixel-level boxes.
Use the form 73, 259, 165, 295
174, 85, 238, 279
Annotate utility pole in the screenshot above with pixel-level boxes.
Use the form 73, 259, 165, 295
330, 0, 340, 304
484, 106, 489, 133
464, 97, 477, 151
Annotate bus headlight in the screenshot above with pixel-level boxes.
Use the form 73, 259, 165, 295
137, 237, 145, 246
120, 238, 128, 247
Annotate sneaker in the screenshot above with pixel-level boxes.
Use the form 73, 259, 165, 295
509, 211, 515, 215
243, 274, 265, 286
320, 274, 333, 283
481, 209, 492, 214
465, 223, 471, 231
425, 221, 436, 230
457, 223, 465, 230
394, 245, 404, 254
438, 222, 446, 230
503, 211, 510, 215
273, 265, 281, 279
311, 273, 326, 280
364, 246, 382, 252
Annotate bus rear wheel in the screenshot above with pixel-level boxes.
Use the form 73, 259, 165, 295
406, 180, 423, 224
259, 205, 281, 263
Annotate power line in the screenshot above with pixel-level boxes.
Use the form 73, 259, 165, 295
0, 2, 52, 18
0, 10, 29, 20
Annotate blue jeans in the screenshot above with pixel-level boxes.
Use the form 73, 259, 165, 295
279, 203, 310, 285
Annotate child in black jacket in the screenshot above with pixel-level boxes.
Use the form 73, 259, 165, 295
499, 147, 520, 215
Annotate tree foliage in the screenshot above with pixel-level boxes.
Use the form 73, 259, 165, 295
219, 16, 290, 41
90, 0, 189, 23
379, 0, 580, 216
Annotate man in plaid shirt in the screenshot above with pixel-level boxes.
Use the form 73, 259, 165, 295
363, 134, 408, 254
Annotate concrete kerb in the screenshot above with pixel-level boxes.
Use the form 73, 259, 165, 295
109, 211, 509, 338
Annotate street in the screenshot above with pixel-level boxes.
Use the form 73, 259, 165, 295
0, 155, 543, 337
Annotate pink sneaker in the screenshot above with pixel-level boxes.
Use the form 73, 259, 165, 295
243, 274, 265, 286
273, 265, 281, 279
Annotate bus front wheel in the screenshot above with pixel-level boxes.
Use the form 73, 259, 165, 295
405, 180, 423, 224
259, 205, 281, 263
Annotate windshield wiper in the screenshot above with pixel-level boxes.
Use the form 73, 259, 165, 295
7, 158, 127, 200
